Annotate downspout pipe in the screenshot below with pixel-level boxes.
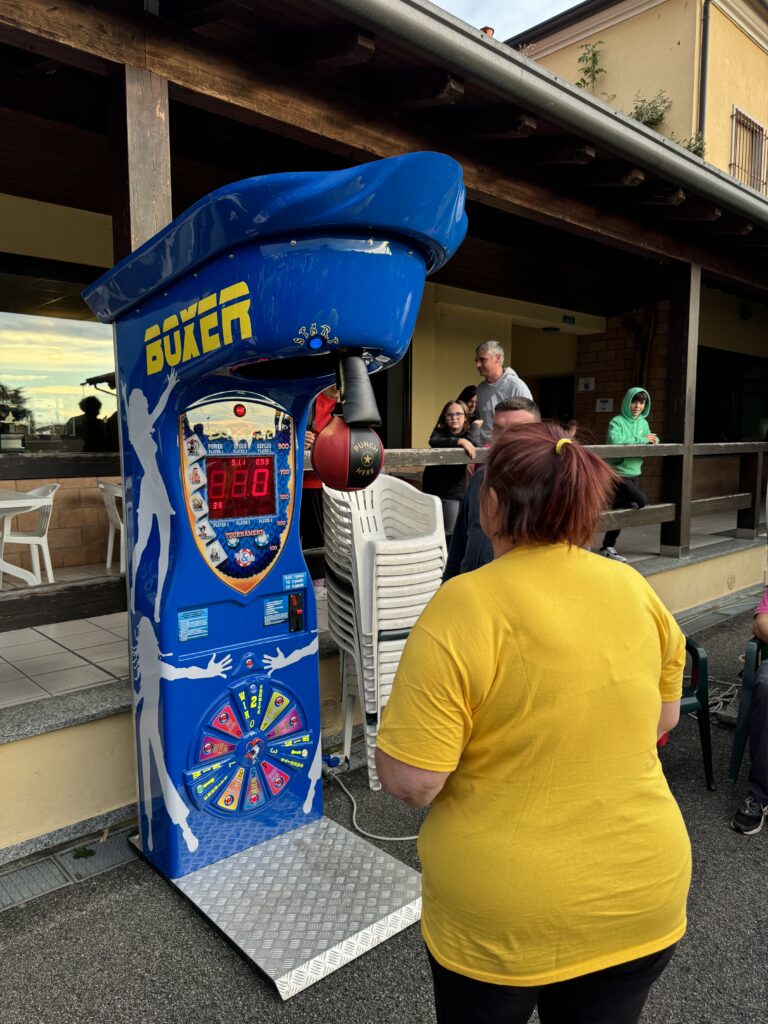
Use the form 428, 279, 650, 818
318, 0, 768, 230
698, 0, 711, 139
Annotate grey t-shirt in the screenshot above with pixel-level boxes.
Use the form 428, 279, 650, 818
475, 367, 532, 443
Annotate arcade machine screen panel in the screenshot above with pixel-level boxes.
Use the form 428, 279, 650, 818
180, 398, 295, 594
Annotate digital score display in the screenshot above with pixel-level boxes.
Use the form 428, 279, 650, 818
206, 456, 276, 519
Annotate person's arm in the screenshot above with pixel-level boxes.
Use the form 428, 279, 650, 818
754, 612, 768, 644
456, 436, 477, 459
375, 749, 450, 808
605, 416, 626, 446
657, 605, 686, 737
658, 700, 681, 740
376, 613, 473, 808
428, 428, 458, 448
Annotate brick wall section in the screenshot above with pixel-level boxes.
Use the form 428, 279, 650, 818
1, 477, 121, 574
574, 302, 670, 503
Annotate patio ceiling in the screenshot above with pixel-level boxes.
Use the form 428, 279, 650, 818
0, 0, 766, 309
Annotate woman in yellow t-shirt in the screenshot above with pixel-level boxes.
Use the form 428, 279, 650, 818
375, 422, 690, 1024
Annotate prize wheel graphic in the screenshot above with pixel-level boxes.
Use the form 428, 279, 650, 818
184, 674, 313, 818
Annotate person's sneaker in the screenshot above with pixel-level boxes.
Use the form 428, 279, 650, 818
730, 795, 768, 835
599, 546, 628, 563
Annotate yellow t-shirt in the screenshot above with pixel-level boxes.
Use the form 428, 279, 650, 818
376, 542, 691, 986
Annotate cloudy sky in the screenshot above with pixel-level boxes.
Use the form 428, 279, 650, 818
435, 0, 576, 39
0, 313, 115, 429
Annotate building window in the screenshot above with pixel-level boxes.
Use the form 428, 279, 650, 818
730, 107, 767, 193
0, 310, 115, 452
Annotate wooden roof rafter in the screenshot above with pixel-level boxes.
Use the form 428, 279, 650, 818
0, 0, 767, 291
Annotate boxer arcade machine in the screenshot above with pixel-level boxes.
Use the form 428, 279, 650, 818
83, 153, 466, 997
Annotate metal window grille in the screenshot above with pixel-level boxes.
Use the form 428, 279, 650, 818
729, 107, 767, 193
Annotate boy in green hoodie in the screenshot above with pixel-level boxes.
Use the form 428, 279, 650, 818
599, 387, 659, 562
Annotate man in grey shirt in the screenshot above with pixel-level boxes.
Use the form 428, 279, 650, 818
474, 340, 532, 444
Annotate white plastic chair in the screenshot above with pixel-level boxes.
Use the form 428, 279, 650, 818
0, 483, 60, 586
98, 480, 125, 573
323, 475, 446, 788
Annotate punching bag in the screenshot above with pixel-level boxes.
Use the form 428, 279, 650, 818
311, 354, 385, 490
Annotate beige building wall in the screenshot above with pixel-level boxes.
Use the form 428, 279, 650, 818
527, 0, 700, 140
705, 2, 768, 177
700, 286, 768, 356
0, 193, 113, 267
0, 714, 137, 848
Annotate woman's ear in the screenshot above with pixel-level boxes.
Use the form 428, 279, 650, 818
479, 484, 501, 538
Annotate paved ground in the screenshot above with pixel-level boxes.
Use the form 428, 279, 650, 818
2, 608, 766, 1024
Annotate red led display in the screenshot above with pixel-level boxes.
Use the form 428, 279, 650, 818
206, 456, 276, 519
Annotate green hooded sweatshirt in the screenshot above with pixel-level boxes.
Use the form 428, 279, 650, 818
605, 386, 657, 477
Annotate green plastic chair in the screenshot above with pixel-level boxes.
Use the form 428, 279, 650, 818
727, 636, 767, 784
682, 635, 715, 790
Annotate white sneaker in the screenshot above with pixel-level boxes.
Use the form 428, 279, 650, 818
600, 546, 628, 563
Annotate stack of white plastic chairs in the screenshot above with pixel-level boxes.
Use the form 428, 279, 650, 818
323, 474, 446, 789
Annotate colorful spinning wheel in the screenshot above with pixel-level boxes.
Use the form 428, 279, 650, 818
184, 674, 313, 817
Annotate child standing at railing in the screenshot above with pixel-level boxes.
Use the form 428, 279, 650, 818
599, 387, 659, 563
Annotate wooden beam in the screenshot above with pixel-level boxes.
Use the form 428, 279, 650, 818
660, 262, 701, 557
158, 0, 240, 28
664, 200, 722, 222
737, 452, 763, 537
111, 65, 173, 259
288, 27, 375, 72
535, 143, 596, 166
635, 187, 687, 207
468, 110, 537, 140
699, 218, 753, 236
0, 452, 121, 479
587, 164, 645, 188
690, 493, 751, 515
0, 577, 126, 632
388, 72, 464, 109
1, 0, 767, 292
598, 503, 676, 530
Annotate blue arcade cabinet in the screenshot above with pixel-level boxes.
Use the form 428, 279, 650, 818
83, 152, 466, 997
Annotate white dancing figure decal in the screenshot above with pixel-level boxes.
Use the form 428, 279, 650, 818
133, 616, 232, 854
122, 368, 177, 622
262, 637, 321, 814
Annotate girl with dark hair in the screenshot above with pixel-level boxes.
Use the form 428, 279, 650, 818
377, 422, 690, 1024
422, 399, 480, 536
456, 384, 479, 420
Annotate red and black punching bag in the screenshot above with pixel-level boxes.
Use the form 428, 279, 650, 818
310, 354, 385, 491
311, 416, 384, 490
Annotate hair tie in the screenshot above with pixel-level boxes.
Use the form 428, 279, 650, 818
555, 438, 573, 455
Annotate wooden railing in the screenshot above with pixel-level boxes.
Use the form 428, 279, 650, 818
321, 441, 768, 556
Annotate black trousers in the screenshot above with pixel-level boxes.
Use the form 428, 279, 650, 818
748, 661, 768, 805
602, 476, 647, 549
428, 944, 676, 1024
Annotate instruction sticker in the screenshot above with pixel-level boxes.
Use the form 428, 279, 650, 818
282, 572, 307, 591
179, 607, 209, 642
263, 595, 289, 627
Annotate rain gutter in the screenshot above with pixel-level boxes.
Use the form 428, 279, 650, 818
317, 0, 768, 230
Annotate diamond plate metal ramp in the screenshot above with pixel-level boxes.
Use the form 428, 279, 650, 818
162, 816, 421, 999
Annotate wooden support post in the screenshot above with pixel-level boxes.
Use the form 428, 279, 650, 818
736, 451, 764, 538
111, 65, 172, 260
660, 263, 701, 557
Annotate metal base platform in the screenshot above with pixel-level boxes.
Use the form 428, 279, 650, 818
132, 816, 421, 999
